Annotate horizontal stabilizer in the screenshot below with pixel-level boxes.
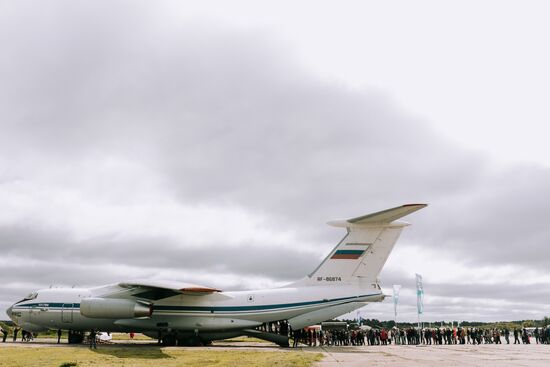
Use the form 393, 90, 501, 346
328, 204, 427, 227
242, 329, 289, 347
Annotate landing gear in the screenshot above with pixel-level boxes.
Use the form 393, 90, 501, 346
161, 334, 177, 346
161, 332, 204, 346
67, 330, 84, 344
177, 336, 203, 346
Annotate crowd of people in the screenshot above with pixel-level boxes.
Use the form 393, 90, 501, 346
3, 320, 550, 348
0, 326, 35, 343
290, 325, 550, 347
256, 320, 550, 347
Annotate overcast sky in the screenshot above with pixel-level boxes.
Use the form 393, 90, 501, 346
1, 0, 549, 322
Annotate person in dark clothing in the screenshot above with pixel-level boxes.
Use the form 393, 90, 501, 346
89, 329, 97, 349
292, 329, 300, 348
522, 328, 530, 344
57, 329, 62, 344
12, 327, 19, 342
1, 326, 8, 342
514, 328, 521, 344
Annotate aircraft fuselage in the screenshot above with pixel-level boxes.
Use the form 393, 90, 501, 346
8, 284, 382, 336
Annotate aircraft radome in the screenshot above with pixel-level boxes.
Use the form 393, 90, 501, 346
7, 204, 426, 346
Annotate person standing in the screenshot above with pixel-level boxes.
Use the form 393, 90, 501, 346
494, 329, 501, 344
292, 329, 300, 348
523, 328, 530, 344
514, 328, 521, 344
57, 329, 62, 344
89, 329, 97, 349
1, 326, 8, 342
380, 329, 388, 345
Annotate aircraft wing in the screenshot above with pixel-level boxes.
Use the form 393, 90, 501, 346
117, 279, 222, 300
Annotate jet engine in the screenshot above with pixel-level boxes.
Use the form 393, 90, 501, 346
80, 298, 152, 319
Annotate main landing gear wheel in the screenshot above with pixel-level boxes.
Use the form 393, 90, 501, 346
162, 334, 177, 346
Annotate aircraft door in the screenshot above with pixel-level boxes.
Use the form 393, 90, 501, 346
62, 304, 73, 323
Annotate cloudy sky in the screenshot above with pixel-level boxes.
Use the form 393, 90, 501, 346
1, 0, 549, 322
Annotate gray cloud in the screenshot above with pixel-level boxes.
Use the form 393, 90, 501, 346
0, 225, 322, 283
0, 1, 483, 214
418, 166, 550, 269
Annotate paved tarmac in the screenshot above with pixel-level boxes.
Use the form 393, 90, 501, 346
315, 344, 550, 367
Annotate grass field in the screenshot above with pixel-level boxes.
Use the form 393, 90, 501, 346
0, 346, 322, 367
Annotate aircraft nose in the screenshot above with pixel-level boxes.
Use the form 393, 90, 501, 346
6, 305, 13, 319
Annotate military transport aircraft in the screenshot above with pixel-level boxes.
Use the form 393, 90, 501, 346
6, 204, 426, 346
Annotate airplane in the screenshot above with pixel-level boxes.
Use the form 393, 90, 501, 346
6, 204, 426, 346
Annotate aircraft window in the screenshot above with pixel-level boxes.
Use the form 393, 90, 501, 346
24, 291, 38, 300
14, 291, 38, 305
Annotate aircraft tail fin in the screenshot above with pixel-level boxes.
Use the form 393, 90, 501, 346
292, 204, 426, 287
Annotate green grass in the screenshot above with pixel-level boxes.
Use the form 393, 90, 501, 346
0, 347, 323, 367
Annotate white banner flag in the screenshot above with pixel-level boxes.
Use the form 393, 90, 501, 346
416, 273, 424, 315
392, 285, 401, 319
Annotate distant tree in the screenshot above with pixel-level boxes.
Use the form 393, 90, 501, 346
523, 320, 535, 327
0, 321, 12, 335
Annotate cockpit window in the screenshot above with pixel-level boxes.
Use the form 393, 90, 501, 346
24, 291, 38, 300
15, 291, 38, 304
